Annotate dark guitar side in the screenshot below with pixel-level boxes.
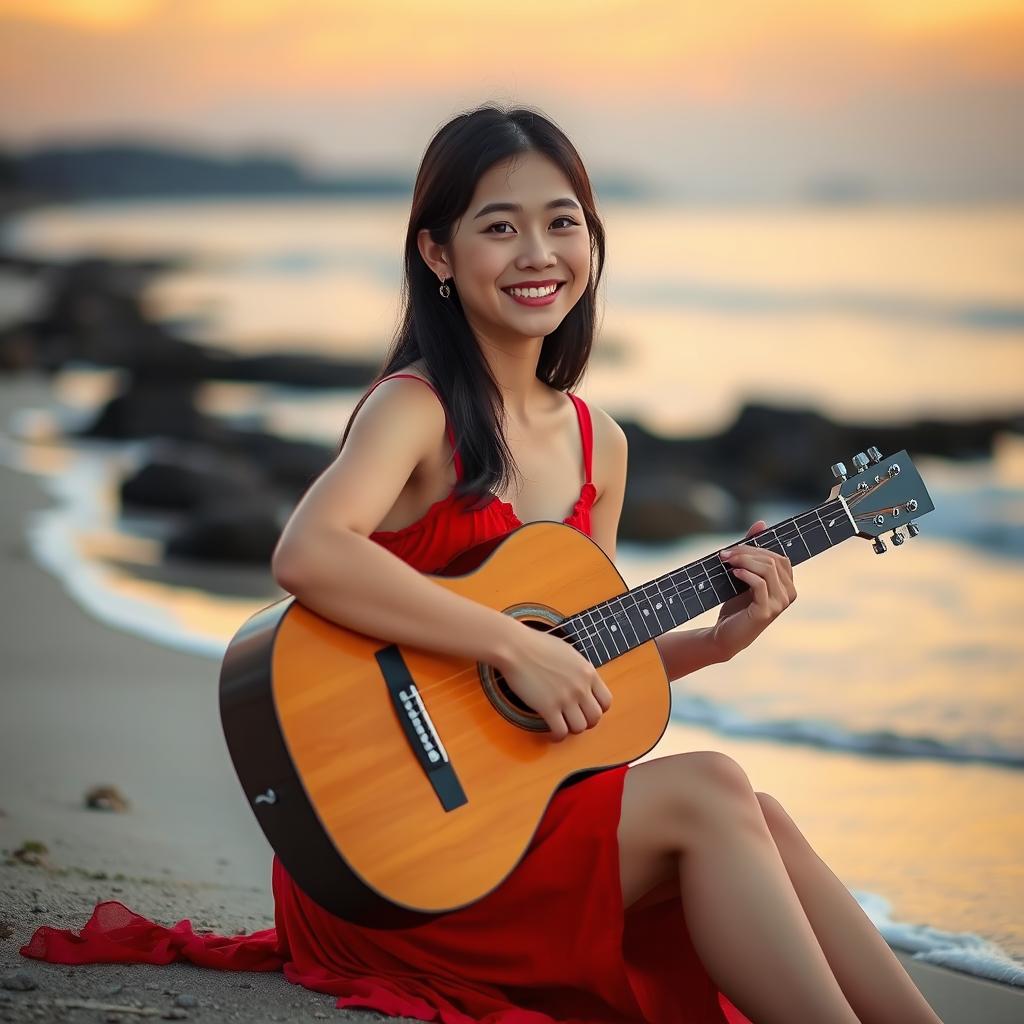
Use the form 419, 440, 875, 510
220, 521, 672, 928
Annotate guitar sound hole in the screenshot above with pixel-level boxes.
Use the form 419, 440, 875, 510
492, 618, 571, 717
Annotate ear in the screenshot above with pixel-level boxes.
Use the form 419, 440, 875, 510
417, 229, 453, 282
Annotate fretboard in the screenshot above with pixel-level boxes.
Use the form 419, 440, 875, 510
561, 497, 857, 667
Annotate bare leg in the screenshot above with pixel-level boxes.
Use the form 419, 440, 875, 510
620, 753, 862, 1024
754, 792, 943, 1024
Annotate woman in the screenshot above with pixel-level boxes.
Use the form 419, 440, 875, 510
22, 103, 943, 1024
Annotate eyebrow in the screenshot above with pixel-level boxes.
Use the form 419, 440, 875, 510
472, 198, 581, 220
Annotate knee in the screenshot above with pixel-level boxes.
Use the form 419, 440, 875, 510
671, 750, 761, 821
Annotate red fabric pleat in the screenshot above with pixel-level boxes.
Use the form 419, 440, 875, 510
21, 766, 750, 1023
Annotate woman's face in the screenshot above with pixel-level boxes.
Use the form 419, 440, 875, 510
423, 151, 592, 347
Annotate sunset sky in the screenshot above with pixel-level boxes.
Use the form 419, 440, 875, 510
2, 0, 1022, 200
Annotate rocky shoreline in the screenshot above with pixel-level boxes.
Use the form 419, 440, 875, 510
1, 251, 1021, 566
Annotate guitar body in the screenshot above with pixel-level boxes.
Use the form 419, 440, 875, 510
219, 521, 671, 929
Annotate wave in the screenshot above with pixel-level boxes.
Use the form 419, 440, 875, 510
855, 890, 1024, 987
671, 694, 1024, 770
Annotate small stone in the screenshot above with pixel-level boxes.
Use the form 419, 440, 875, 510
1, 971, 37, 991
11, 841, 51, 868
84, 785, 130, 813
103, 983, 125, 996
175, 994, 197, 1008
161, 1011, 188, 1021
31, 904, 47, 913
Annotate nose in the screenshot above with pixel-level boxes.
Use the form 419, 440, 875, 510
515, 225, 557, 271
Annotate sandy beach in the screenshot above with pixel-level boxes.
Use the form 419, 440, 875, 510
1, 373, 1021, 1024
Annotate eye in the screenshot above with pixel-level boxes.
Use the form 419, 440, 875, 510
484, 217, 579, 234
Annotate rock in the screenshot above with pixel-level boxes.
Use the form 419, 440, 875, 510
165, 506, 282, 564
11, 840, 51, 868
84, 785, 130, 812
120, 457, 266, 512
1, 971, 37, 991
175, 994, 198, 1008
162, 1011, 188, 1021
620, 476, 740, 540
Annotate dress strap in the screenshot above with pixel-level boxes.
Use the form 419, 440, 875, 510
567, 392, 593, 485
365, 373, 463, 480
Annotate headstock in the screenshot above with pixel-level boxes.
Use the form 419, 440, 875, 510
828, 446, 935, 554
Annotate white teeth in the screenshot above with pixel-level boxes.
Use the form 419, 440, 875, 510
507, 283, 558, 298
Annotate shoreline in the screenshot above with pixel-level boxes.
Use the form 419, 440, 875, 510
1, 374, 1022, 1023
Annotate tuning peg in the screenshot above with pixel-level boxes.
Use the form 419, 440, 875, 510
872, 537, 887, 554
831, 461, 848, 482
906, 522, 920, 538
867, 446, 883, 464
852, 452, 870, 473
890, 528, 905, 546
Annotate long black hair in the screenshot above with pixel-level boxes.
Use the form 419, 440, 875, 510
338, 101, 607, 505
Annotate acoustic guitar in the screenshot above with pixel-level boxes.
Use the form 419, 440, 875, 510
219, 445, 934, 928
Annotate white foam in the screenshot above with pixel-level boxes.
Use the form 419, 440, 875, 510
855, 890, 1024, 987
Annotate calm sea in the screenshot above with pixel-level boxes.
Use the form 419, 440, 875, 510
2, 198, 1022, 986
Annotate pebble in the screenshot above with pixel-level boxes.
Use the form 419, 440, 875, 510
0, 970, 37, 991
161, 1011, 188, 1021
175, 994, 198, 1008
102, 983, 125, 996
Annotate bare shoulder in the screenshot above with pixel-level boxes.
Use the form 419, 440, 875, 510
586, 401, 628, 498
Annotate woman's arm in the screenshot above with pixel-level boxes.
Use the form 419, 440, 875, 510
587, 405, 728, 683
271, 377, 523, 673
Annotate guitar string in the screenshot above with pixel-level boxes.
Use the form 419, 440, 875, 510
366, 480, 895, 713
377, 500, 881, 713
393, 499, 887, 715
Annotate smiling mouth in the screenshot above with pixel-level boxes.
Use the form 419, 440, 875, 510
501, 282, 566, 298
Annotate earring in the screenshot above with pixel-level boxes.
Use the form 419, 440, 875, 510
439, 277, 451, 299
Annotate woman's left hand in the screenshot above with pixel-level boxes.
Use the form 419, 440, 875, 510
710, 520, 798, 661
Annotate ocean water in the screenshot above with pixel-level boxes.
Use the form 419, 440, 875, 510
1, 198, 1022, 987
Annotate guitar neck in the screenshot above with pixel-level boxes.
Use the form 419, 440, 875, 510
561, 496, 858, 667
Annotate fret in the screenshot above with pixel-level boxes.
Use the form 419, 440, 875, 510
614, 595, 646, 647
580, 609, 612, 665
622, 592, 655, 642
568, 617, 601, 666
699, 556, 736, 604
671, 565, 709, 622
563, 500, 858, 667
605, 604, 630, 655
789, 519, 814, 564
643, 581, 673, 633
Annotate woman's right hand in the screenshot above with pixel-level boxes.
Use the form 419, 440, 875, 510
496, 621, 613, 741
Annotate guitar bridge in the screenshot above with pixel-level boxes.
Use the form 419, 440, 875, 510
375, 645, 468, 813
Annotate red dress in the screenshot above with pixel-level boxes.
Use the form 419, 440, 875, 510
21, 374, 751, 1024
